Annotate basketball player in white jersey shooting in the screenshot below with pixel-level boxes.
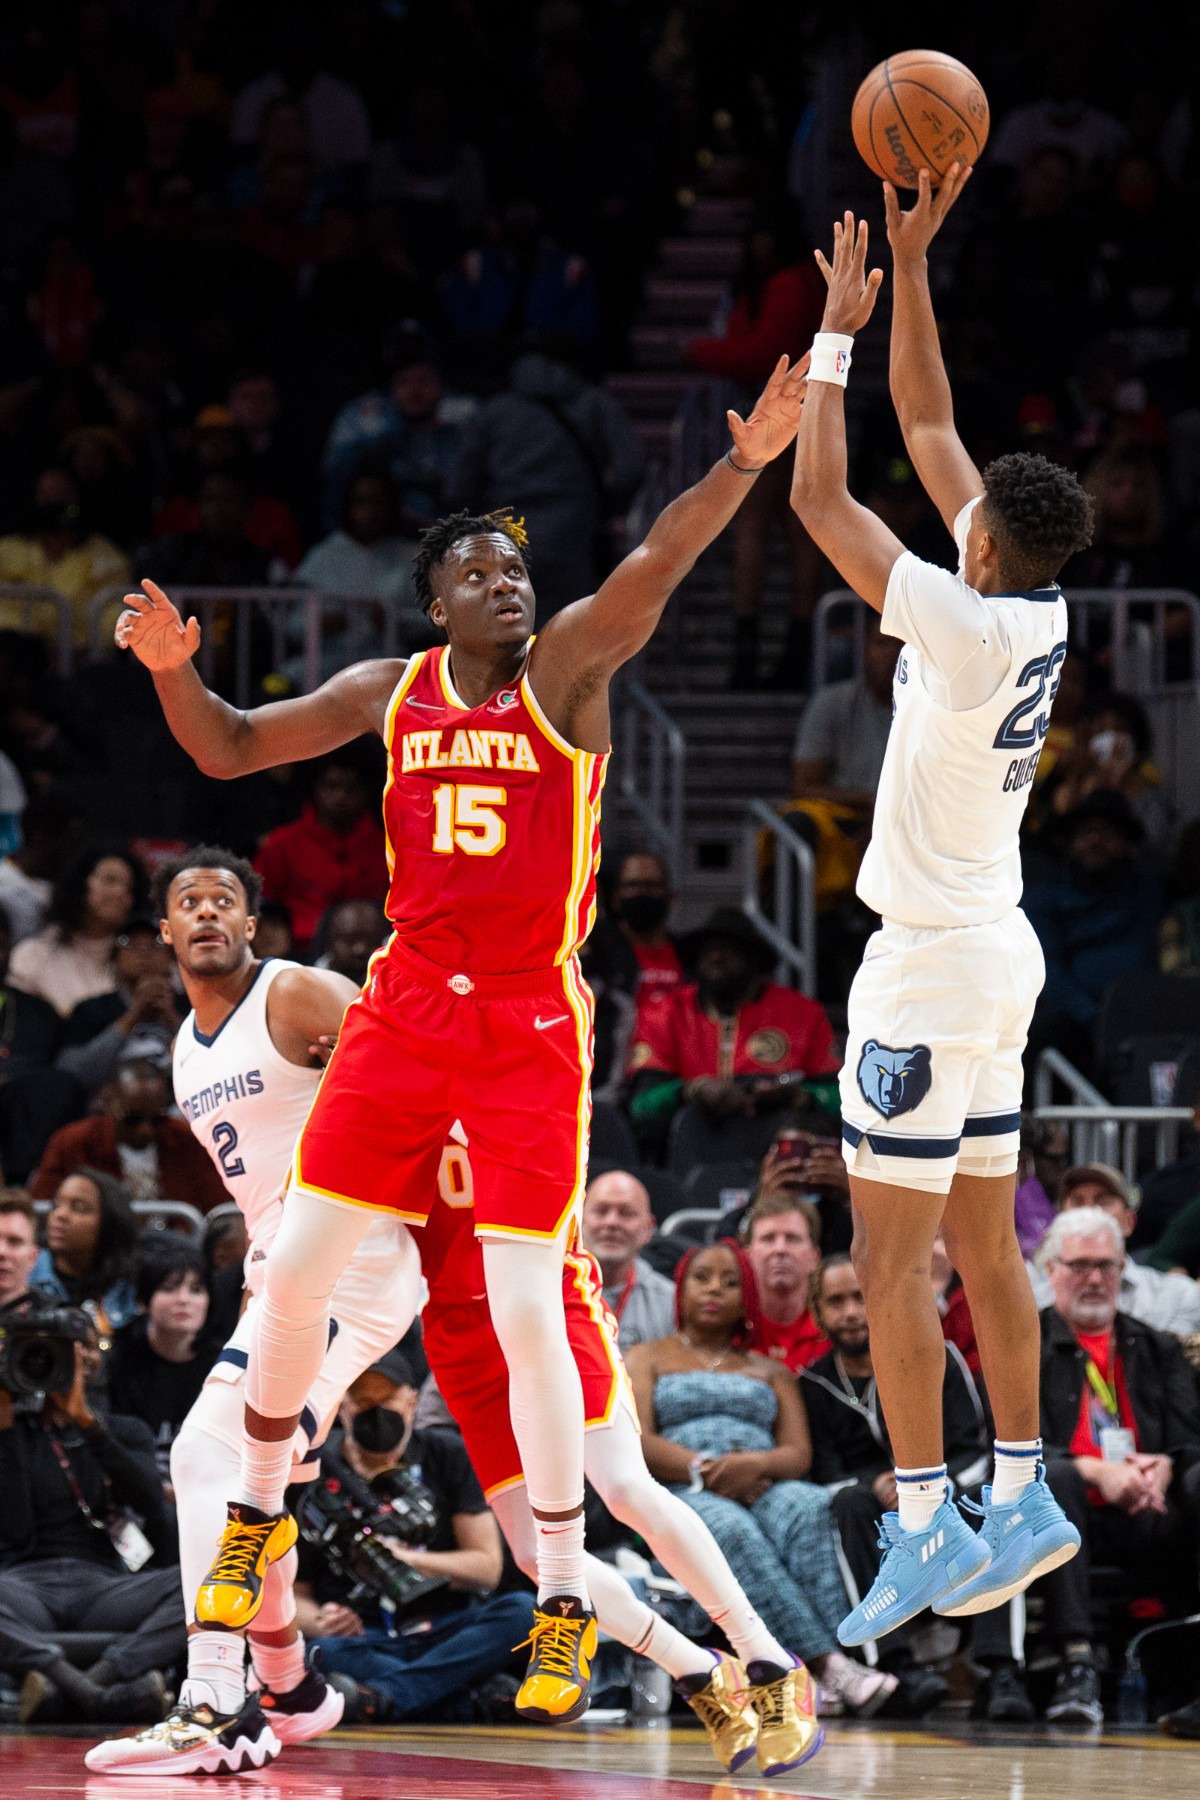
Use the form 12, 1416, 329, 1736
789, 169, 1092, 1641
87, 848, 423, 1776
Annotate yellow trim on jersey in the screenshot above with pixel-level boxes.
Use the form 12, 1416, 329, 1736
437, 645, 469, 710
381, 655, 427, 878
564, 1247, 625, 1428
290, 1174, 415, 1219
520, 669, 596, 763
555, 750, 598, 966
483, 1469, 528, 1502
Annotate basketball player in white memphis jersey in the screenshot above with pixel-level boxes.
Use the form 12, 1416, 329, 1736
87, 847, 421, 1777
789, 170, 1093, 1643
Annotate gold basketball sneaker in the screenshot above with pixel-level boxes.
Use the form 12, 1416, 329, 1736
195, 1501, 298, 1629
676, 1651, 758, 1773
514, 1596, 598, 1723
747, 1659, 825, 1776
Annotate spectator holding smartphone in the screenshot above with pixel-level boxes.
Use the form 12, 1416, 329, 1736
727, 1115, 852, 1260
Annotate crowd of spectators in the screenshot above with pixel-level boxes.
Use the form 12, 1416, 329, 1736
3, 0, 1200, 1748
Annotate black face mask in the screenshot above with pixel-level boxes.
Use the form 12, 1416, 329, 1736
617, 893, 669, 933
351, 1405, 406, 1454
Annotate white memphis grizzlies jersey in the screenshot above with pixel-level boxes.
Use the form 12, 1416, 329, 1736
173, 959, 321, 1250
858, 500, 1068, 930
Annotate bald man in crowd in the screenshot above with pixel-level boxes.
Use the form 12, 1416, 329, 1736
581, 1169, 675, 1350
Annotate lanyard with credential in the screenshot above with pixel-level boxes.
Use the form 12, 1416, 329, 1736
1084, 1351, 1120, 1420
611, 1262, 638, 1323
43, 1421, 112, 1534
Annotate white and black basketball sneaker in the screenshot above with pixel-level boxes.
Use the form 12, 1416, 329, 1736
83, 1693, 281, 1776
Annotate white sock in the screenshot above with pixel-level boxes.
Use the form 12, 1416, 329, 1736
179, 1630, 247, 1716
249, 1634, 307, 1696
239, 1431, 295, 1518
992, 1438, 1042, 1506
709, 1602, 790, 1670
633, 1614, 717, 1682
896, 1465, 948, 1533
531, 1508, 590, 1607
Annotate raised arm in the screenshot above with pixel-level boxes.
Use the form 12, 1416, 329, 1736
534, 357, 807, 702
116, 580, 402, 777
789, 214, 905, 612
884, 165, 982, 534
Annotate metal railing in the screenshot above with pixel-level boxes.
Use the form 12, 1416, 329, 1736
811, 585, 1200, 693
742, 800, 816, 994
89, 585, 432, 706
660, 1207, 722, 1238
618, 678, 686, 885
1032, 1048, 1192, 1180
31, 1197, 206, 1237
0, 584, 75, 678
1032, 1104, 1193, 1185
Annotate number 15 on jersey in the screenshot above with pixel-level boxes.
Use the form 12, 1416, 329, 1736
432, 784, 507, 856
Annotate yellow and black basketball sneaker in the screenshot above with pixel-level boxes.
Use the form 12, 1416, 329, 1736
514, 1596, 598, 1723
747, 1659, 825, 1776
675, 1651, 758, 1773
195, 1501, 298, 1629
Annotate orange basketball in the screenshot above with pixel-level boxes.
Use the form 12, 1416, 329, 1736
851, 49, 989, 188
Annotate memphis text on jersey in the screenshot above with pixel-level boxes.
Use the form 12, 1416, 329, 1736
180, 1069, 264, 1121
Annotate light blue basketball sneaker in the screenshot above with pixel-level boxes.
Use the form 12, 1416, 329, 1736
933, 1465, 1081, 1618
838, 1500, 991, 1647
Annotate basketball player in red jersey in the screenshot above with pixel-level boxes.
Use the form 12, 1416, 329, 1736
418, 1136, 823, 1778
115, 352, 807, 1721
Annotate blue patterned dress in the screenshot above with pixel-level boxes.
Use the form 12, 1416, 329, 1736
654, 1370, 847, 1661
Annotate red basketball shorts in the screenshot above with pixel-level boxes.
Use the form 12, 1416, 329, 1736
423, 1247, 634, 1498
292, 938, 594, 1242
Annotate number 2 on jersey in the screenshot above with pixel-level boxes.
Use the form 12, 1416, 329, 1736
992, 640, 1068, 751
211, 1120, 245, 1179
432, 784, 507, 856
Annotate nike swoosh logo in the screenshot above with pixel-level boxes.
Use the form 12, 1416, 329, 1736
534, 1014, 570, 1030
405, 698, 442, 711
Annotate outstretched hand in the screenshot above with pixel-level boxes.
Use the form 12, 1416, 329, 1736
727, 352, 809, 470
814, 213, 884, 336
883, 163, 971, 264
114, 578, 201, 670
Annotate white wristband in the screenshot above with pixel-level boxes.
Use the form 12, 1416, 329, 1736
808, 331, 853, 387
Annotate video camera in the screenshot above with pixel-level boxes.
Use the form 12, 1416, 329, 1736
0, 1301, 91, 1406
296, 1448, 448, 1621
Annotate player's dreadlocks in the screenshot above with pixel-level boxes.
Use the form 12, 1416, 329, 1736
412, 508, 532, 617
151, 845, 262, 918
980, 453, 1094, 591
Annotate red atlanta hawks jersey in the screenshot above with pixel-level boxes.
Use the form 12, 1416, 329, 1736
381, 645, 607, 975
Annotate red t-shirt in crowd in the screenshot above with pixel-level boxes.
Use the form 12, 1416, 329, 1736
633, 940, 683, 998
254, 804, 388, 950
756, 1308, 830, 1372
1068, 1329, 1139, 1461
628, 981, 839, 1083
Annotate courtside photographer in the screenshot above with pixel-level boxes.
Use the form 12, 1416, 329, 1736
0, 1290, 184, 1724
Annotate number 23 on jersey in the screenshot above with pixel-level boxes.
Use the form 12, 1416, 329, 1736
432, 784, 507, 856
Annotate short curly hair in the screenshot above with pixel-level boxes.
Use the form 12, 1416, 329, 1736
411, 508, 531, 617
151, 845, 262, 918
980, 453, 1094, 590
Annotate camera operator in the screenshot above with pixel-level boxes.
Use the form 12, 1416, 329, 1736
294, 1349, 533, 1724
0, 1293, 185, 1724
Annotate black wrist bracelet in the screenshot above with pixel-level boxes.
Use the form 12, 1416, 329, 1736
725, 450, 762, 475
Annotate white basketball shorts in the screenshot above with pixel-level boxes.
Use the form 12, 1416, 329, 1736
192, 1218, 421, 1476
839, 908, 1045, 1195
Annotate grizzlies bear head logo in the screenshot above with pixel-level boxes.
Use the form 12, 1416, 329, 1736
856, 1040, 932, 1120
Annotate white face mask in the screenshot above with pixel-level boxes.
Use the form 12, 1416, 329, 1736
1089, 729, 1134, 772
